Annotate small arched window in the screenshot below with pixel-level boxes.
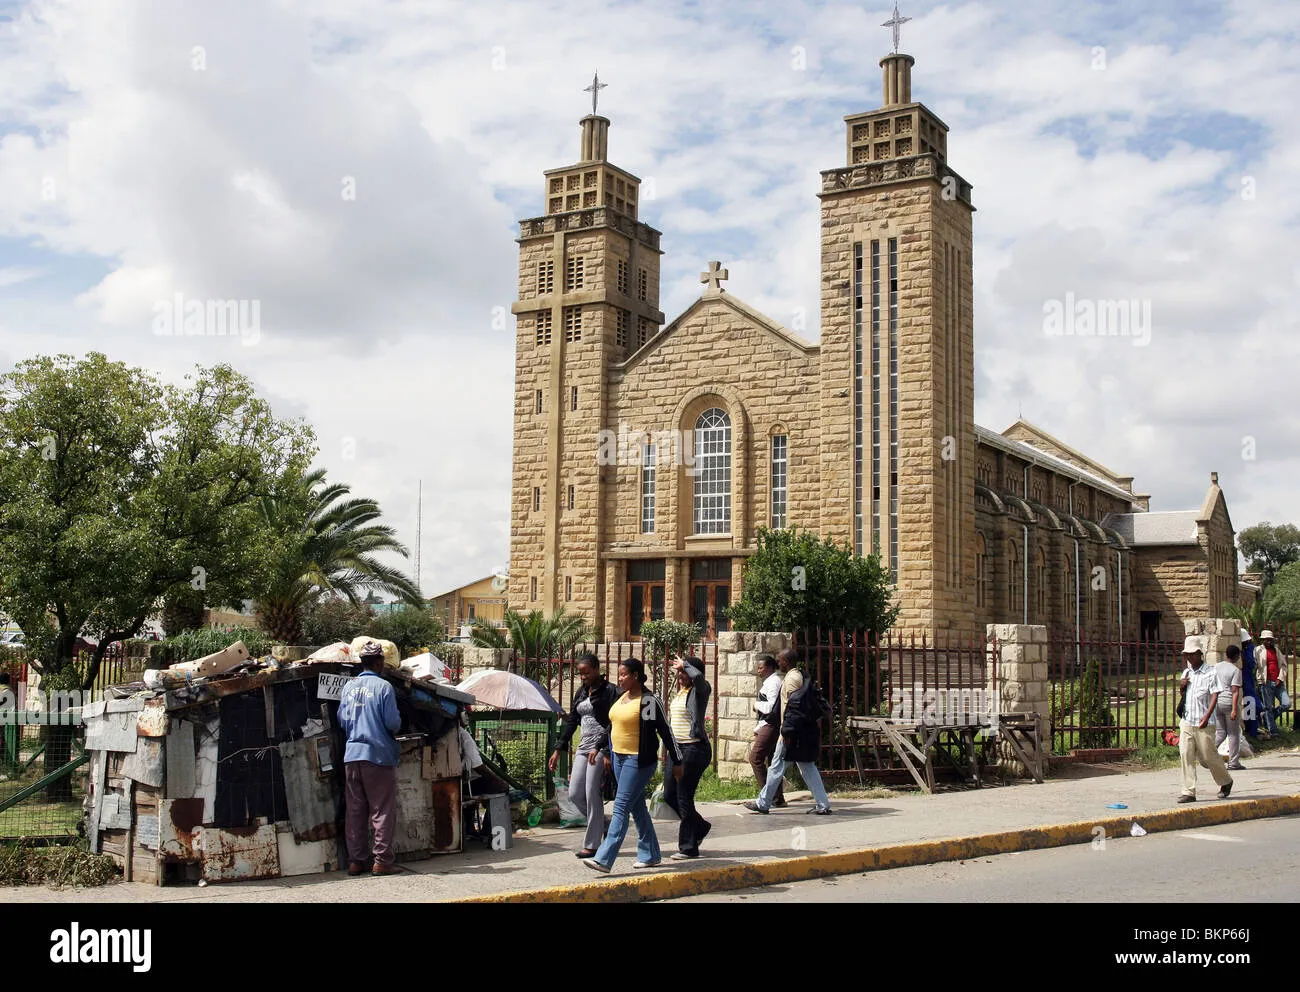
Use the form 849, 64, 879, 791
975, 534, 988, 610
693, 408, 732, 535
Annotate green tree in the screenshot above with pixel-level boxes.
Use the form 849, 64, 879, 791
370, 605, 446, 656
161, 586, 208, 637
1262, 561, 1300, 624
1237, 522, 1300, 588
301, 597, 377, 646
470, 608, 593, 687
253, 468, 422, 644
0, 354, 312, 688
726, 527, 900, 635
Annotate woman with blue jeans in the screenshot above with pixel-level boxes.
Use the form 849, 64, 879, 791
583, 660, 681, 874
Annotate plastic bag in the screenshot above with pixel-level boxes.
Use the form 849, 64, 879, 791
649, 785, 678, 821
555, 772, 586, 827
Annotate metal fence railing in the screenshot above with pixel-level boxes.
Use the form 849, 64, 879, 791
0, 724, 88, 844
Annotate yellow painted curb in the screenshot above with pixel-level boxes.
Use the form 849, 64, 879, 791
454, 793, 1300, 904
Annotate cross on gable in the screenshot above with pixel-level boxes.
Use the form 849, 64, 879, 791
882, 2, 911, 54
700, 260, 729, 295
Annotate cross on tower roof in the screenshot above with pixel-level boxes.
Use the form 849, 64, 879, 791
700, 260, 729, 295
882, 2, 911, 54
583, 71, 608, 115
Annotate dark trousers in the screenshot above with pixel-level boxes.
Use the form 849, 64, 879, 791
748, 723, 784, 804
664, 741, 711, 855
344, 760, 397, 867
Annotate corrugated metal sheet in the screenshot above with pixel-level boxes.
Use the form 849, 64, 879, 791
199, 823, 281, 882
279, 736, 337, 842
165, 718, 196, 798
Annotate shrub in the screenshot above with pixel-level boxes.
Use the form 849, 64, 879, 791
302, 598, 376, 647
726, 527, 899, 635
432, 643, 464, 673
1076, 660, 1117, 749
369, 605, 446, 657
638, 620, 702, 659
165, 626, 277, 663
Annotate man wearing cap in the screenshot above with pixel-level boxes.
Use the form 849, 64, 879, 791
338, 641, 402, 875
1177, 635, 1233, 803
1257, 630, 1290, 735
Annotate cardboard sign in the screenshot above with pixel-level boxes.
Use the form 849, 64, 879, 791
317, 673, 354, 701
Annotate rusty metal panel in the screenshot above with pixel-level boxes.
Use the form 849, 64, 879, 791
430, 777, 461, 854
158, 798, 205, 862
136, 700, 169, 737
120, 737, 165, 788
279, 737, 337, 842
198, 823, 281, 882
165, 718, 196, 798
87, 711, 140, 753
393, 749, 432, 856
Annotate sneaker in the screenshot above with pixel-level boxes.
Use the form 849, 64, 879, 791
1177, 794, 1196, 803
582, 858, 610, 874
743, 801, 769, 814
632, 859, 662, 869
1218, 781, 1233, 799
669, 852, 698, 861
807, 806, 833, 815
574, 849, 598, 859
773, 798, 789, 808
1226, 762, 1245, 771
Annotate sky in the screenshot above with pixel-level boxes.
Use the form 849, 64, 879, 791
0, 0, 1296, 598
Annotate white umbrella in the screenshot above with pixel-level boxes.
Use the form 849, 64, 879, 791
457, 669, 563, 713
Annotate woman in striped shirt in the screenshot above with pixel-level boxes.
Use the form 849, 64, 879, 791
663, 656, 712, 859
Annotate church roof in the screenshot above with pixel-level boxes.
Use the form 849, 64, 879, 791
974, 425, 1140, 504
618, 291, 817, 368
1101, 511, 1200, 547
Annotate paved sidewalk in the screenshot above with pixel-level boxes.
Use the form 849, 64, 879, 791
9, 750, 1300, 903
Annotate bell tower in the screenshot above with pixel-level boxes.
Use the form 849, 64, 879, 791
817, 12, 978, 635
508, 76, 665, 623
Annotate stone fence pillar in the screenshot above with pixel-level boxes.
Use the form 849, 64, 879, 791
714, 631, 793, 781
987, 624, 1050, 777
1184, 617, 1242, 662
460, 646, 511, 677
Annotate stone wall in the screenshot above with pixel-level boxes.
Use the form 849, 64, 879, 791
714, 631, 794, 781
1183, 617, 1241, 663
986, 623, 1049, 777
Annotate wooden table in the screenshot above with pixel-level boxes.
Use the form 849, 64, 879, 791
845, 713, 1043, 792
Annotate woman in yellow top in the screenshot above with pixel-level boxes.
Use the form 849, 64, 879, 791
582, 659, 682, 874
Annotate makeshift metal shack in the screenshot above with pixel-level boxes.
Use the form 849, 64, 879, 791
82, 645, 474, 885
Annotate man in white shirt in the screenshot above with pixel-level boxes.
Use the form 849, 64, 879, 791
747, 655, 786, 808
1178, 636, 1234, 803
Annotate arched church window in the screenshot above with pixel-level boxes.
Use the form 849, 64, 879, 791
693, 408, 732, 535
1007, 539, 1019, 614
975, 534, 987, 610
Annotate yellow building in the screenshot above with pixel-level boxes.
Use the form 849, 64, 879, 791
429, 576, 507, 633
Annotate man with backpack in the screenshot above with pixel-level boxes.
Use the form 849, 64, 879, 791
745, 648, 833, 815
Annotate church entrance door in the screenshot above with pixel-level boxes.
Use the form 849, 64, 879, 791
627, 560, 666, 639
690, 559, 731, 641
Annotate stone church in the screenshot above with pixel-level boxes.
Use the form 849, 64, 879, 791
506, 46, 1249, 643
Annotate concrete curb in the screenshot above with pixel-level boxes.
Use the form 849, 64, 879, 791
454, 793, 1300, 904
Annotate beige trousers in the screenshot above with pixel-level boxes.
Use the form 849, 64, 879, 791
1179, 721, 1232, 797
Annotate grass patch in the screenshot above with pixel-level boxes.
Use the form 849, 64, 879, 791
1131, 744, 1180, 770
0, 841, 118, 887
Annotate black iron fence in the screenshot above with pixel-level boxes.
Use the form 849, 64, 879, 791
797, 629, 996, 778
1047, 622, 1300, 753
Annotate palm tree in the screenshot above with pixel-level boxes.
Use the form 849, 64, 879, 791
470, 607, 593, 685
254, 468, 422, 643
1223, 597, 1285, 637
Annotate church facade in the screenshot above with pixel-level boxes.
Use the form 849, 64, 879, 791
506, 49, 1248, 643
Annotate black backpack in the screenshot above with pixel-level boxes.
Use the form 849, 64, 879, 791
786, 677, 832, 731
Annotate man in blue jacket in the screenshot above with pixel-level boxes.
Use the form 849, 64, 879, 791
338, 641, 402, 875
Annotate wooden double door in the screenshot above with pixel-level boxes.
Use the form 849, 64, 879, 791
625, 558, 731, 641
